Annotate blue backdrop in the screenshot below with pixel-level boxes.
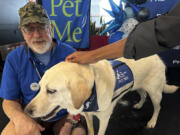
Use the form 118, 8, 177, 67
42, 0, 90, 49
140, 0, 179, 18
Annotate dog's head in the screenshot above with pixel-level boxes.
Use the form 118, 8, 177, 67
24, 62, 94, 120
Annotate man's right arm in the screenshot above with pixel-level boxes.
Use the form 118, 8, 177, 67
2, 99, 24, 122
2, 99, 45, 135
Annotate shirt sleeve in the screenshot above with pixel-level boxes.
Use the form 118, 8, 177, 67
61, 42, 76, 54
0, 53, 20, 100
124, 1, 180, 59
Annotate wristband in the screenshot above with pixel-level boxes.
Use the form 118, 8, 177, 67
73, 114, 81, 122
66, 119, 75, 125
65, 114, 81, 126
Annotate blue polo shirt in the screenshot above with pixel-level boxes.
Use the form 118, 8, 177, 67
0, 39, 75, 121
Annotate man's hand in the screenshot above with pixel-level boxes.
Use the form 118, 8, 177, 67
13, 113, 45, 135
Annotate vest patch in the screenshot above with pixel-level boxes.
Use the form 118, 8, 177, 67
109, 60, 134, 101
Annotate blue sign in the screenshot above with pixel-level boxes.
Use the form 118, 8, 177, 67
140, 0, 179, 18
42, 0, 90, 48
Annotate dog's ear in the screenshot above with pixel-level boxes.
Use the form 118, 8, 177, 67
68, 80, 91, 109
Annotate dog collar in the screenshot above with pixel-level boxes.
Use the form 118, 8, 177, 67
83, 83, 99, 112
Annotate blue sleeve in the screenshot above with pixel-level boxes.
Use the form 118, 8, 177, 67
56, 42, 76, 60
61, 42, 76, 54
0, 53, 20, 100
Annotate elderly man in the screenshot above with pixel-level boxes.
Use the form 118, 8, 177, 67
0, 2, 86, 135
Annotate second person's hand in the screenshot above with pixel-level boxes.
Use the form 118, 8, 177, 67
66, 51, 98, 64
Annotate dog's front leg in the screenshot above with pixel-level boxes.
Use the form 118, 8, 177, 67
96, 102, 116, 135
96, 113, 111, 135
83, 112, 94, 135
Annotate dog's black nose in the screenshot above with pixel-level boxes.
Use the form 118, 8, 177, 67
25, 108, 34, 116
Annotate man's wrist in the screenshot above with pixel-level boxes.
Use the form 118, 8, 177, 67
89, 50, 102, 62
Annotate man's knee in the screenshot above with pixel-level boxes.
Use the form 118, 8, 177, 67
72, 127, 86, 135
1, 121, 16, 135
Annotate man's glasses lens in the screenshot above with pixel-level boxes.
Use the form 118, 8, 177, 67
23, 25, 48, 34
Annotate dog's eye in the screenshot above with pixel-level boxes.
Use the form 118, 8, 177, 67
47, 89, 57, 94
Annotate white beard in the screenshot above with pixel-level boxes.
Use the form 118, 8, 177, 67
30, 39, 52, 54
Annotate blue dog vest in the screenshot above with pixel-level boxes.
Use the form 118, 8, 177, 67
83, 60, 134, 112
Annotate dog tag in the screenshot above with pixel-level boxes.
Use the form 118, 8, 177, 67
30, 82, 40, 91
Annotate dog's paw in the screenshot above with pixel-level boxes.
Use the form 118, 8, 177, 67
146, 120, 156, 128
133, 103, 143, 109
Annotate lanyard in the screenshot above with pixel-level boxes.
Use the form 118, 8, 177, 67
30, 58, 42, 79
24, 44, 44, 92
24, 43, 42, 80
29, 59, 42, 91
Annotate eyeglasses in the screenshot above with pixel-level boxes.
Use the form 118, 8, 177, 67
22, 25, 49, 35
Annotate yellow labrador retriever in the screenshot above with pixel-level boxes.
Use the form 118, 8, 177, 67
25, 55, 178, 135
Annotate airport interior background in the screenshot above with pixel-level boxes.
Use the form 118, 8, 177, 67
1, 0, 180, 135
